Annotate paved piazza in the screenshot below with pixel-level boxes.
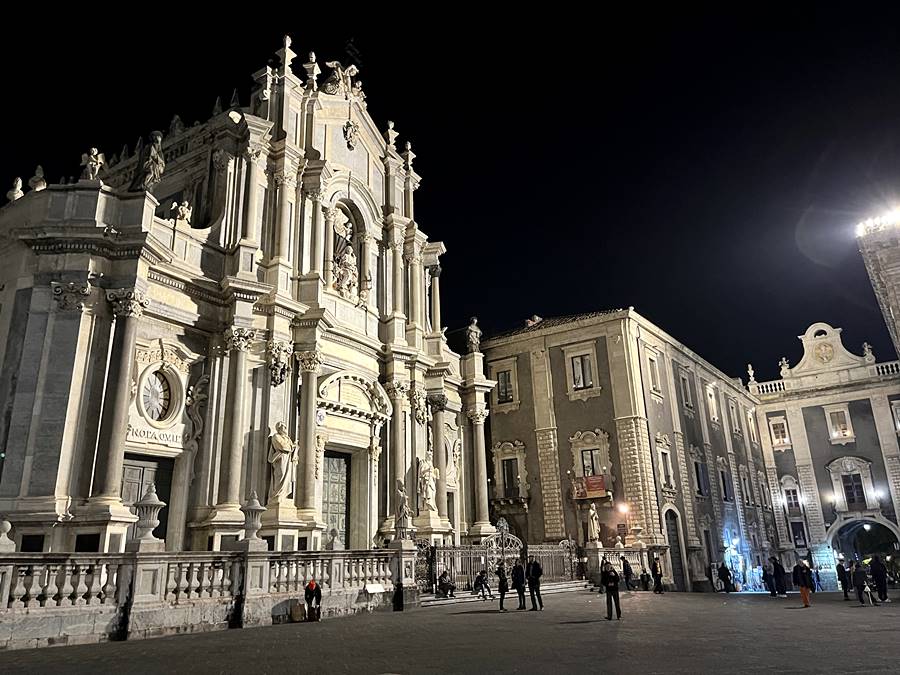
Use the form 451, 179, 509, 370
1, 589, 898, 674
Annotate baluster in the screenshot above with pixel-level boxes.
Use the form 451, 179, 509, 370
23, 565, 40, 608
101, 563, 118, 605
11, 567, 27, 609
73, 563, 89, 606
209, 563, 221, 598
42, 564, 60, 607
85, 561, 101, 605
196, 561, 208, 598
165, 563, 177, 601
221, 560, 232, 598
287, 559, 296, 592
187, 562, 200, 598
58, 563, 75, 607
177, 562, 189, 601
269, 561, 279, 593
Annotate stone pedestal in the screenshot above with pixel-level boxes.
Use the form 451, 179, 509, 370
413, 511, 451, 545
388, 538, 419, 611
585, 541, 606, 586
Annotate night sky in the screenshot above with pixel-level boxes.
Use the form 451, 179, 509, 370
6, 10, 900, 382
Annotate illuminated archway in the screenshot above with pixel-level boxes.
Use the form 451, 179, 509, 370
827, 515, 900, 563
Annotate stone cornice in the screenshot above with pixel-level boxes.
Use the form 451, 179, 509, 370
147, 269, 230, 307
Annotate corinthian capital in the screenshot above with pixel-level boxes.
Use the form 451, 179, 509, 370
427, 393, 448, 412
296, 350, 322, 373
274, 171, 297, 188
52, 281, 91, 312
107, 288, 149, 318
384, 379, 410, 399
224, 326, 256, 352
467, 407, 489, 424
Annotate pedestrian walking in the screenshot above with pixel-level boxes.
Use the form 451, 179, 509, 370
601, 561, 622, 620
871, 556, 890, 603
651, 557, 664, 594
762, 564, 776, 597
792, 559, 814, 608
814, 567, 822, 592
621, 556, 635, 591
304, 578, 322, 622
496, 561, 509, 612
836, 561, 850, 600
512, 559, 527, 610
526, 555, 544, 610
852, 561, 879, 606
770, 556, 787, 597
718, 562, 733, 593
640, 568, 651, 591
474, 569, 494, 601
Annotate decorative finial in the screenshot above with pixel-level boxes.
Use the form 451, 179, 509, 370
230, 88, 241, 109
28, 166, 46, 192
778, 357, 790, 376
284, 35, 292, 49
303, 52, 321, 91
212, 96, 223, 116
6, 177, 23, 202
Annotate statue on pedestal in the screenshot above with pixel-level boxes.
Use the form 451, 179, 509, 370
129, 131, 166, 192
588, 502, 601, 542
418, 450, 439, 511
465, 317, 482, 353
395, 480, 413, 539
267, 421, 296, 503
80, 148, 105, 180
614, 535, 625, 550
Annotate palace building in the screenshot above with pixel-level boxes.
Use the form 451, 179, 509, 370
0, 37, 495, 553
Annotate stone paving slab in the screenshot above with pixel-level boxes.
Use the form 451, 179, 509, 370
1, 590, 898, 674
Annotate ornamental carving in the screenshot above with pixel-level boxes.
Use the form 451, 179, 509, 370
274, 171, 296, 188
427, 393, 448, 412
343, 119, 360, 151
51, 281, 90, 311
107, 288, 150, 318
385, 380, 410, 399
296, 350, 322, 374
135, 342, 192, 374
266, 340, 293, 387
321, 61, 359, 98
315, 433, 326, 479
184, 375, 210, 481
212, 149, 232, 171
655, 432, 671, 449
409, 385, 428, 425
224, 327, 255, 352
814, 343, 834, 363
467, 407, 489, 424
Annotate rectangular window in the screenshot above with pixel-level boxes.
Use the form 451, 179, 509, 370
785, 488, 800, 510
706, 386, 719, 422
720, 470, 732, 501
648, 356, 661, 393
741, 475, 751, 505
829, 410, 850, 439
842, 473, 866, 511
771, 420, 789, 446
582, 449, 605, 477
292, 111, 300, 145
694, 461, 711, 496
892, 401, 900, 433
680, 373, 693, 409
661, 450, 672, 485
502, 458, 519, 498
747, 410, 758, 443
790, 521, 807, 547
572, 355, 593, 390
497, 370, 514, 404
728, 400, 740, 433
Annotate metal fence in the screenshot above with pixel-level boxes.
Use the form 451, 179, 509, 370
432, 541, 575, 592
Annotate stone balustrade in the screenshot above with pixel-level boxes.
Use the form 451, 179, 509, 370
0, 547, 411, 650
875, 360, 900, 376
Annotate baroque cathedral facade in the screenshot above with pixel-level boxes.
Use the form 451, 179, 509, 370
0, 37, 494, 553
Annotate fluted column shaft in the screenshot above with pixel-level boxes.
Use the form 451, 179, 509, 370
388, 382, 409, 516
391, 241, 404, 315
430, 395, 448, 519
309, 192, 324, 275
297, 351, 322, 512
276, 172, 295, 259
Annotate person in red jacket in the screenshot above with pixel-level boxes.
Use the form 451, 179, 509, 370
305, 578, 322, 621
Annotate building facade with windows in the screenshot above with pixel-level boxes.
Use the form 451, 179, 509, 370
482, 309, 776, 591
749, 322, 900, 581
0, 37, 495, 553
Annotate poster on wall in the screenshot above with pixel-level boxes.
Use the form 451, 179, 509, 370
573, 475, 607, 499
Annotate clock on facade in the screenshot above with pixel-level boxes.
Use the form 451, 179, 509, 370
142, 370, 172, 421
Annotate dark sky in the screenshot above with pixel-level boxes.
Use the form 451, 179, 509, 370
6, 9, 900, 382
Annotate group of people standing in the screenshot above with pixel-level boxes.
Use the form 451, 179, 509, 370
463, 556, 545, 612
836, 556, 891, 606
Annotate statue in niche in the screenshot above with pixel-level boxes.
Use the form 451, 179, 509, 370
334, 247, 359, 299
80, 148, 105, 180
267, 421, 297, 502
418, 450, 439, 512
129, 131, 166, 192
466, 317, 482, 353
588, 502, 601, 542
395, 480, 413, 539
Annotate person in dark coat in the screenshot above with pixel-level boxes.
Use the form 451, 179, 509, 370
792, 560, 814, 608
526, 555, 544, 610
640, 568, 651, 591
304, 578, 322, 622
496, 561, 510, 612
511, 559, 527, 610
437, 570, 456, 598
474, 569, 494, 601
852, 561, 878, 606
770, 557, 787, 597
870, 556, 889, 603
651, 557, 664, 594
600, 562, 622, 620
620, 556, 635, 591
836, 561, 850, 600
762, 565, 776, 597
718, 563, 733, 593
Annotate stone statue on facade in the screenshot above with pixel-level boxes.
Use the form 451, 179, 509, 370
6, 177, 23, 202
333, 246, 359, 298
267, 421, 297, 502
747, 363, 756, 383
80, 148, 105, 180
588, 502, 601, 542
863, 342, 875, 363
324, 527, 345, 550
170, 200, 192, 227
129, 131, 166, 192
614, 535, 625, 549
466, 317, 482, 353
28, 166, 46, 192
395, 480, 413, 539
418, 449, 439, 511
322, 61, 359, 97
778, 357, 790, 377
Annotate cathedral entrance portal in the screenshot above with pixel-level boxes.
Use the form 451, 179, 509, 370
121, 453, 173, 540
322, 451, 351, 547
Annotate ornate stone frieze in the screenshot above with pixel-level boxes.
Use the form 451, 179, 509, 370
224, 327, 255, 352
107, 288, 150, 318
266, 340, 293, 387
296, 350, 322, 374
409, 385, 428, 425
315, 433, 326, 480
51, 281, 90, 311
135, 343, 191, 375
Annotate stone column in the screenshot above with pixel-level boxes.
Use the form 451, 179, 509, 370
387, 381, 409, 516
323, 207, 336, 289
429, 394, 448, 519
217, 327, 255, 509
391, 240, 404, 315
244, 149, 263, 243
467, 407, 491, 529
296, 350, 322, 513
359, 232, 372, 305
309, 191, 324, 276
407, 246, 423, 328
93, 289, 149, 500
276, 171, 295, 259
429, 266, 442, 334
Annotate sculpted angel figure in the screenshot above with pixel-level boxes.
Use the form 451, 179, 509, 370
323, 61, 359, 96
81, 148, 105, 180
268, 421, 297, 501
418, 449, 439, 511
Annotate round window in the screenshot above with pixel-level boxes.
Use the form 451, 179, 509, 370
142, 370, 172, 421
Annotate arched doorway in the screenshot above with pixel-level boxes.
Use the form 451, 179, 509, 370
664, 509, 688, 591
831, 518, 900, 564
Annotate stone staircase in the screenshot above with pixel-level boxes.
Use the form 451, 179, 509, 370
420, 580, 588, 608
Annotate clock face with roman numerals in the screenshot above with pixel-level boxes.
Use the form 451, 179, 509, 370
142, 371, 172, 421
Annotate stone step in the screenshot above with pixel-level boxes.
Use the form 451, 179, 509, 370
420, 580, 589, 607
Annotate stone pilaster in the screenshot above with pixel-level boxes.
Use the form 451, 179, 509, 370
428, 393, 449, 520
616, 415, 663, 544
215, 327, 255, 513
870, 394, 900, 518
704, 443, 724, 535
385, 380, 410, 522
673, 431, 701, 547
785, 406, 828, 544
535, 427, 566, 540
